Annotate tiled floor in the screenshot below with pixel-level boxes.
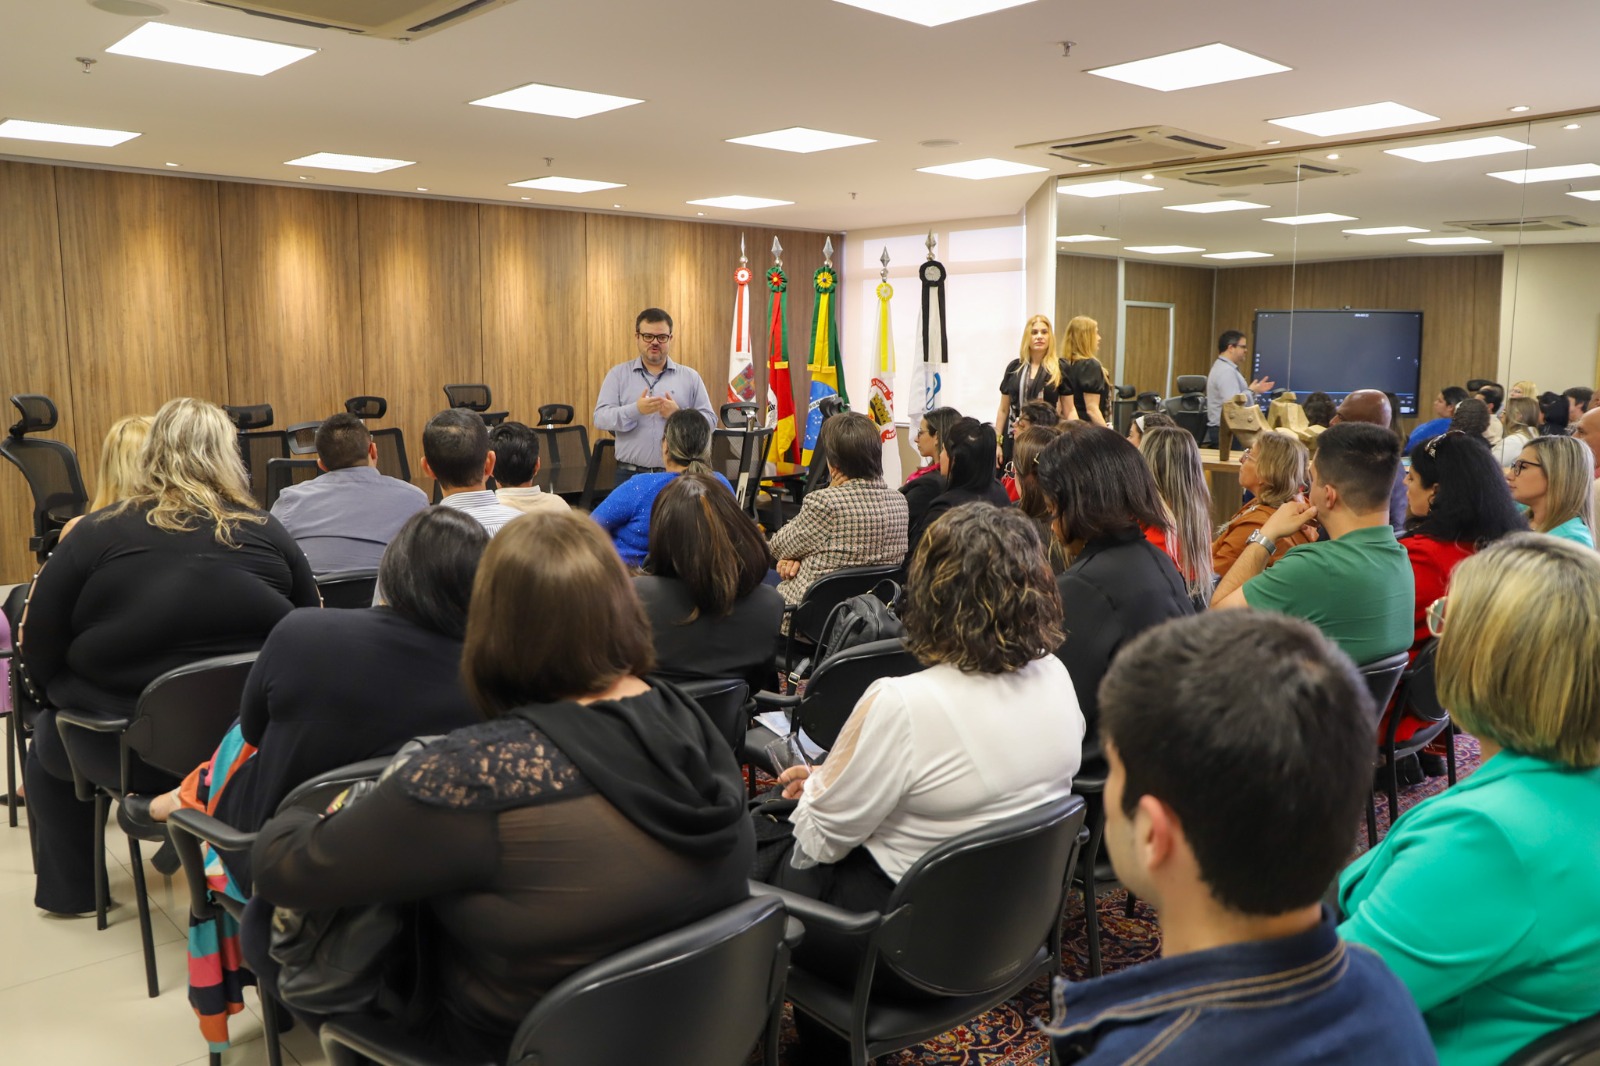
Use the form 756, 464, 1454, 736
0, 802, 327, 1066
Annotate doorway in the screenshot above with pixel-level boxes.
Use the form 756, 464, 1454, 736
1121, 302, 1175, 398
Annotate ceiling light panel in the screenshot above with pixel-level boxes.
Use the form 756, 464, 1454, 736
1488, 163, 1600, 184
1124, 245, 1204, 254
509, 176, 625, 193
470, 82, 643, 119
1384, 135, 1535, 163
1087, 43, 1290, 92
1409, 236, 1493, 245
286, 152, 414, 173
1058, 179, 1162, 198
686, 195, 794, 210
1057, 234, 1119, 242
0, 119, 139, 146
1566, 190, 1600, 201
829, 0, 1038, 27
1343, 226, 1429, 235
1163, 200, 1269, 213
1269, 101, 1439, 137
1203, 251, 1274, 259
917, 157, 1048, 179
727, 127, 875, 153
1263, 212, 1356, 225
105, 22, 316, 76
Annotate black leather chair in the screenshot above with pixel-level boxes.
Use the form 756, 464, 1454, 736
228, 404, 289, 508
1, 394, 88, 563
285, 420, 323, 456
345, 396, 388, 420
263, 457, 321, 509
762, 410, 837, 530
443, 384, 509, 428
370, 427, 411, 483
578, 439, 617, 511
752, 794, 1087, 1066
316, 895, 792, 1066
1111, 383, 1137, 437
55, 652, 258, 997
1358, 650, 1412, 844
721, 402, 758, 429
673, 677, 751, 760
1161, 376, 1208, 444
1371, 642, 1455, 842
780, 564, 903, 678
1504, 1011, 1600, 1065
532, 426, 591, 499
712, 427, 775, 518
316, 569, 380, 609
536, 403, 575, 426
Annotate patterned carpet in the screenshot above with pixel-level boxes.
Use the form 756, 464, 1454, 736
761, 732, 1483, 1065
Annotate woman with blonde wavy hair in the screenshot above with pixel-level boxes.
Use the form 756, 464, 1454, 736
1138, 425, 1215, 606
995, 314, 1070, 463
1061, 314, 1111, 426
1506, 434, 1594, 547
19, 396, 318, 915
1211, 430, 1316, 578
60, 413, 153, 539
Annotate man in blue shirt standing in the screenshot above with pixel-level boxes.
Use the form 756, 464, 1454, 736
1204, 330, 1274, 445
593, 308, 716, 484
1045, 610, 1436, 1065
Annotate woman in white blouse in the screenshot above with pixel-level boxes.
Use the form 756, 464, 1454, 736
771, 503, 1085, 918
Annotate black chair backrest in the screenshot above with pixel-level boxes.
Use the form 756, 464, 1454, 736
711, 428, 774, 516
796, 637, 922, 752
264, 457, 321, 510
672, 677, 750, 757
223, 403, 274, 431
1136, 390, 1163, 412
876, 794, 1086, 997
369, 427, 410, 483
532, 426, 592, 497
444, 383, 491, 412
537, 403, 575, 426
1161, 398, 1207, 444
508, 896, 789, 1066
790, 564, 903, 647
8, 393, 59, 437
238, 429, 291, 507
285, 420, 323, 456
721, 402, 757, 429
1504, 1011, 1600, 1066
0, 435, 88, 559
277, 756, 391, 816
1176, 374, 1207, 395
123, 653, 258, 781
1395, 639, 1446, 724
1359, 650, 1410, 722
344, 396, 387, 420
316, 569, 379, 609
579, 439, 618, 510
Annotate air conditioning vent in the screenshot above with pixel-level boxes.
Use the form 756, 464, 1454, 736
190, 0, 518, 39
1018, 126, 1250, 168
1442, 215, 1591, 233
1177, 159, 1357, 187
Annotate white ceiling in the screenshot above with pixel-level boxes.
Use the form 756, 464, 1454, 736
4, 0, 1600, 232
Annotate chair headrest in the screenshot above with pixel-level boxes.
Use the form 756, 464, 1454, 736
538, 403, 575, 426
721, 402, 757, 429
1114, 384, 1135, 400
444, 384, 492, 412
8, 394, 58, 438
1176, 375, 1207, 395
344, 395, 387, 420
222, 403, 274, 431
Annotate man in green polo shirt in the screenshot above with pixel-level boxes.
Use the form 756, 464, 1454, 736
1214, 422, 1413, 665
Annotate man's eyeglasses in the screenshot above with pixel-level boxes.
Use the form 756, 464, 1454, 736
1509, 458, 1544, 476
1426, 596, 1448, 638
637, 331, 672, 345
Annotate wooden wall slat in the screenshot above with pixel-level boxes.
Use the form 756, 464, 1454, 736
1125, 262, 1217, 382
1055, 254, 1119, 369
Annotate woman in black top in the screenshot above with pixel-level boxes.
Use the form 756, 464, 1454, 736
900, 405, 962, 542
250, 513, 753, 1059
1062, 315, 1111, 426
995, 315, 1070, 463
908, 417, 1011, 556
635, 472, 784, 693
20, 397, 319, 915
1037, 424, 1195, 773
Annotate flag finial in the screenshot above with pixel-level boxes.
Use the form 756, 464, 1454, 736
879, 246, 890, 281
925, 230, 937, 260
740, 233, 747, 265
823, 236, 834, 268
771, 236, 783, 266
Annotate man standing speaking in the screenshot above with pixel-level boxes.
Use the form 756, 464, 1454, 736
1205, 329, 1274, 446
594, 308, 716, 484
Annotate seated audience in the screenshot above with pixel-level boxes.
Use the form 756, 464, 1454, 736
488, 421, 571, 516
1508, 379, 1538, 400
1405, 386, 1468, 455
769, 412, 908, 607
61, 413, 152, 539
272, 412, 429, 572
1047, 610, 1436, 1065
1302, 390, 1336, 429
1215, 422, 1413, 665
1340, 535, 1600, 1066
1332, 389, 1408, 527
19, 397, 318, 915
1013, 425, 1070, 575
1507, 435, 1595, 548
1125, 409, 1175, 448
1447, 396, 1491, 440
591, 408, 731, 568
900, 405, 961, 534
1567, 405, 1600, 493
907, 417, 1010, 555
634, 472, 784, 692
1138, 425, 1215, 607
1565, 386, 1594, 424
1013, 399, 1061, 434
1495, 395, 1541, 467
251, 513, 753, 1059
1037, 425, 1195, 771
1474, 383, 1505, 445
1212, 430, 1315, 575
423, 408, 523, 536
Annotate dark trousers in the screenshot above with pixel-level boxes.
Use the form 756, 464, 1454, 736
25, 708, 177, 913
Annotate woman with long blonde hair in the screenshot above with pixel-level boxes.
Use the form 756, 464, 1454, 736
995, 314, 1069, 463
1507, 435, 1594, 547
1061, 314, 1111, 426
60, 413, 153, 539
1495, 395, 1540, 468
1138, 425, 1216, 605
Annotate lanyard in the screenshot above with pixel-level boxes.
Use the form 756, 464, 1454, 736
636, 362, 668, 395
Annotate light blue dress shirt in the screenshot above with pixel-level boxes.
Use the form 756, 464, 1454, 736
593, 357, 716, 467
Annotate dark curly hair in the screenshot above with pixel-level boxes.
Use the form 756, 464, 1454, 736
1407, 430, 1526, 545
1448, 396, 1491, 438
901, 503, 1063, 674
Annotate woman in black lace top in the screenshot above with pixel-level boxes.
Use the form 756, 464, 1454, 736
250, 513, 754, 1058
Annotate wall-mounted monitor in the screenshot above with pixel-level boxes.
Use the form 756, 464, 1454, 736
1252, 309, 1424, 415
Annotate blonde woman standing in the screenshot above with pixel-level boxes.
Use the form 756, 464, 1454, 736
1507, 435, 1594, 548
1211, 431, 1316, 579
995, 314, 1069, 464
1061, 315, 1111, 426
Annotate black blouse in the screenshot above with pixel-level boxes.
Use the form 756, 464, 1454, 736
634, 576, 785, 692
1065, 359, 1110, 421
998, 358, 1064, 438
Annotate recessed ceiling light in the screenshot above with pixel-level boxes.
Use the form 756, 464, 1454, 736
1264, 212, 1356, 225
1509, 105, 1531, 113
1164, 199, 1269, 213
1343, 226, 1430, 235
1564, 124, 1582, 131
1203, 251, 1274, 259
726, 126, 874, 153
685, 195, 794, 210
1384, 136, 1536, 163
0, 118, 139, 146
1141, 173, 1154, 180
520, 196, 531, 200
612, 203, 622, 208
1124, 245, 1205, 254
1057, 234, 1119, 242
828, 0, 1038, 27
1269, 101, 1438, 137
1086, 42, 1290, 92
1409, 236, 1493, 245
916, 157, 1049, 180
105, 22, 315, 76
1326, 153, 1340, 160
286, 152, 414, 173
1264, 139, 1281, 145
508, 175, 626, 193
164, 161, 179, 167
1565, 190, 1600, 201
415, 187, 428, 192
1058, 179, 1163, 198
298, 175, 310, 181
470, 82, 643, 119
1076, 162, 1093, 168
1488, 163, 1600, 184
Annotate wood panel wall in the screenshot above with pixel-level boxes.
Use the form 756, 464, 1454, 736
0, 160, 840, 584
1055, 254, 1118, 363
1125, 262, 1217, 381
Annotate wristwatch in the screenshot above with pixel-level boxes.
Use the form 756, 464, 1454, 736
1246, 529, 1277, 554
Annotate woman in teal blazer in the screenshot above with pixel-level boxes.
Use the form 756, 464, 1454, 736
1339, 533, 1600, 1066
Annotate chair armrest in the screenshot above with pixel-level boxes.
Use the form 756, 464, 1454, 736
54, 708, 131, 734
164, 814, 221, 921
168, 807, 258, 854
320, 1014, 493, 1066
748, 881, 882, 937
753, 691, 800, 713
54, 709, 131, 800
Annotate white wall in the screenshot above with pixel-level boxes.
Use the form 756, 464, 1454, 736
1498, 244, 1600, 391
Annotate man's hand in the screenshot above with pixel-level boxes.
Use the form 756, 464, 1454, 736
777, 764, 811, 801
1261, 498, 1317, 541
1249, 376, 1276, 394
635, 394, 663, 415
656, 391, 680, 417
776, 559, 801, 580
